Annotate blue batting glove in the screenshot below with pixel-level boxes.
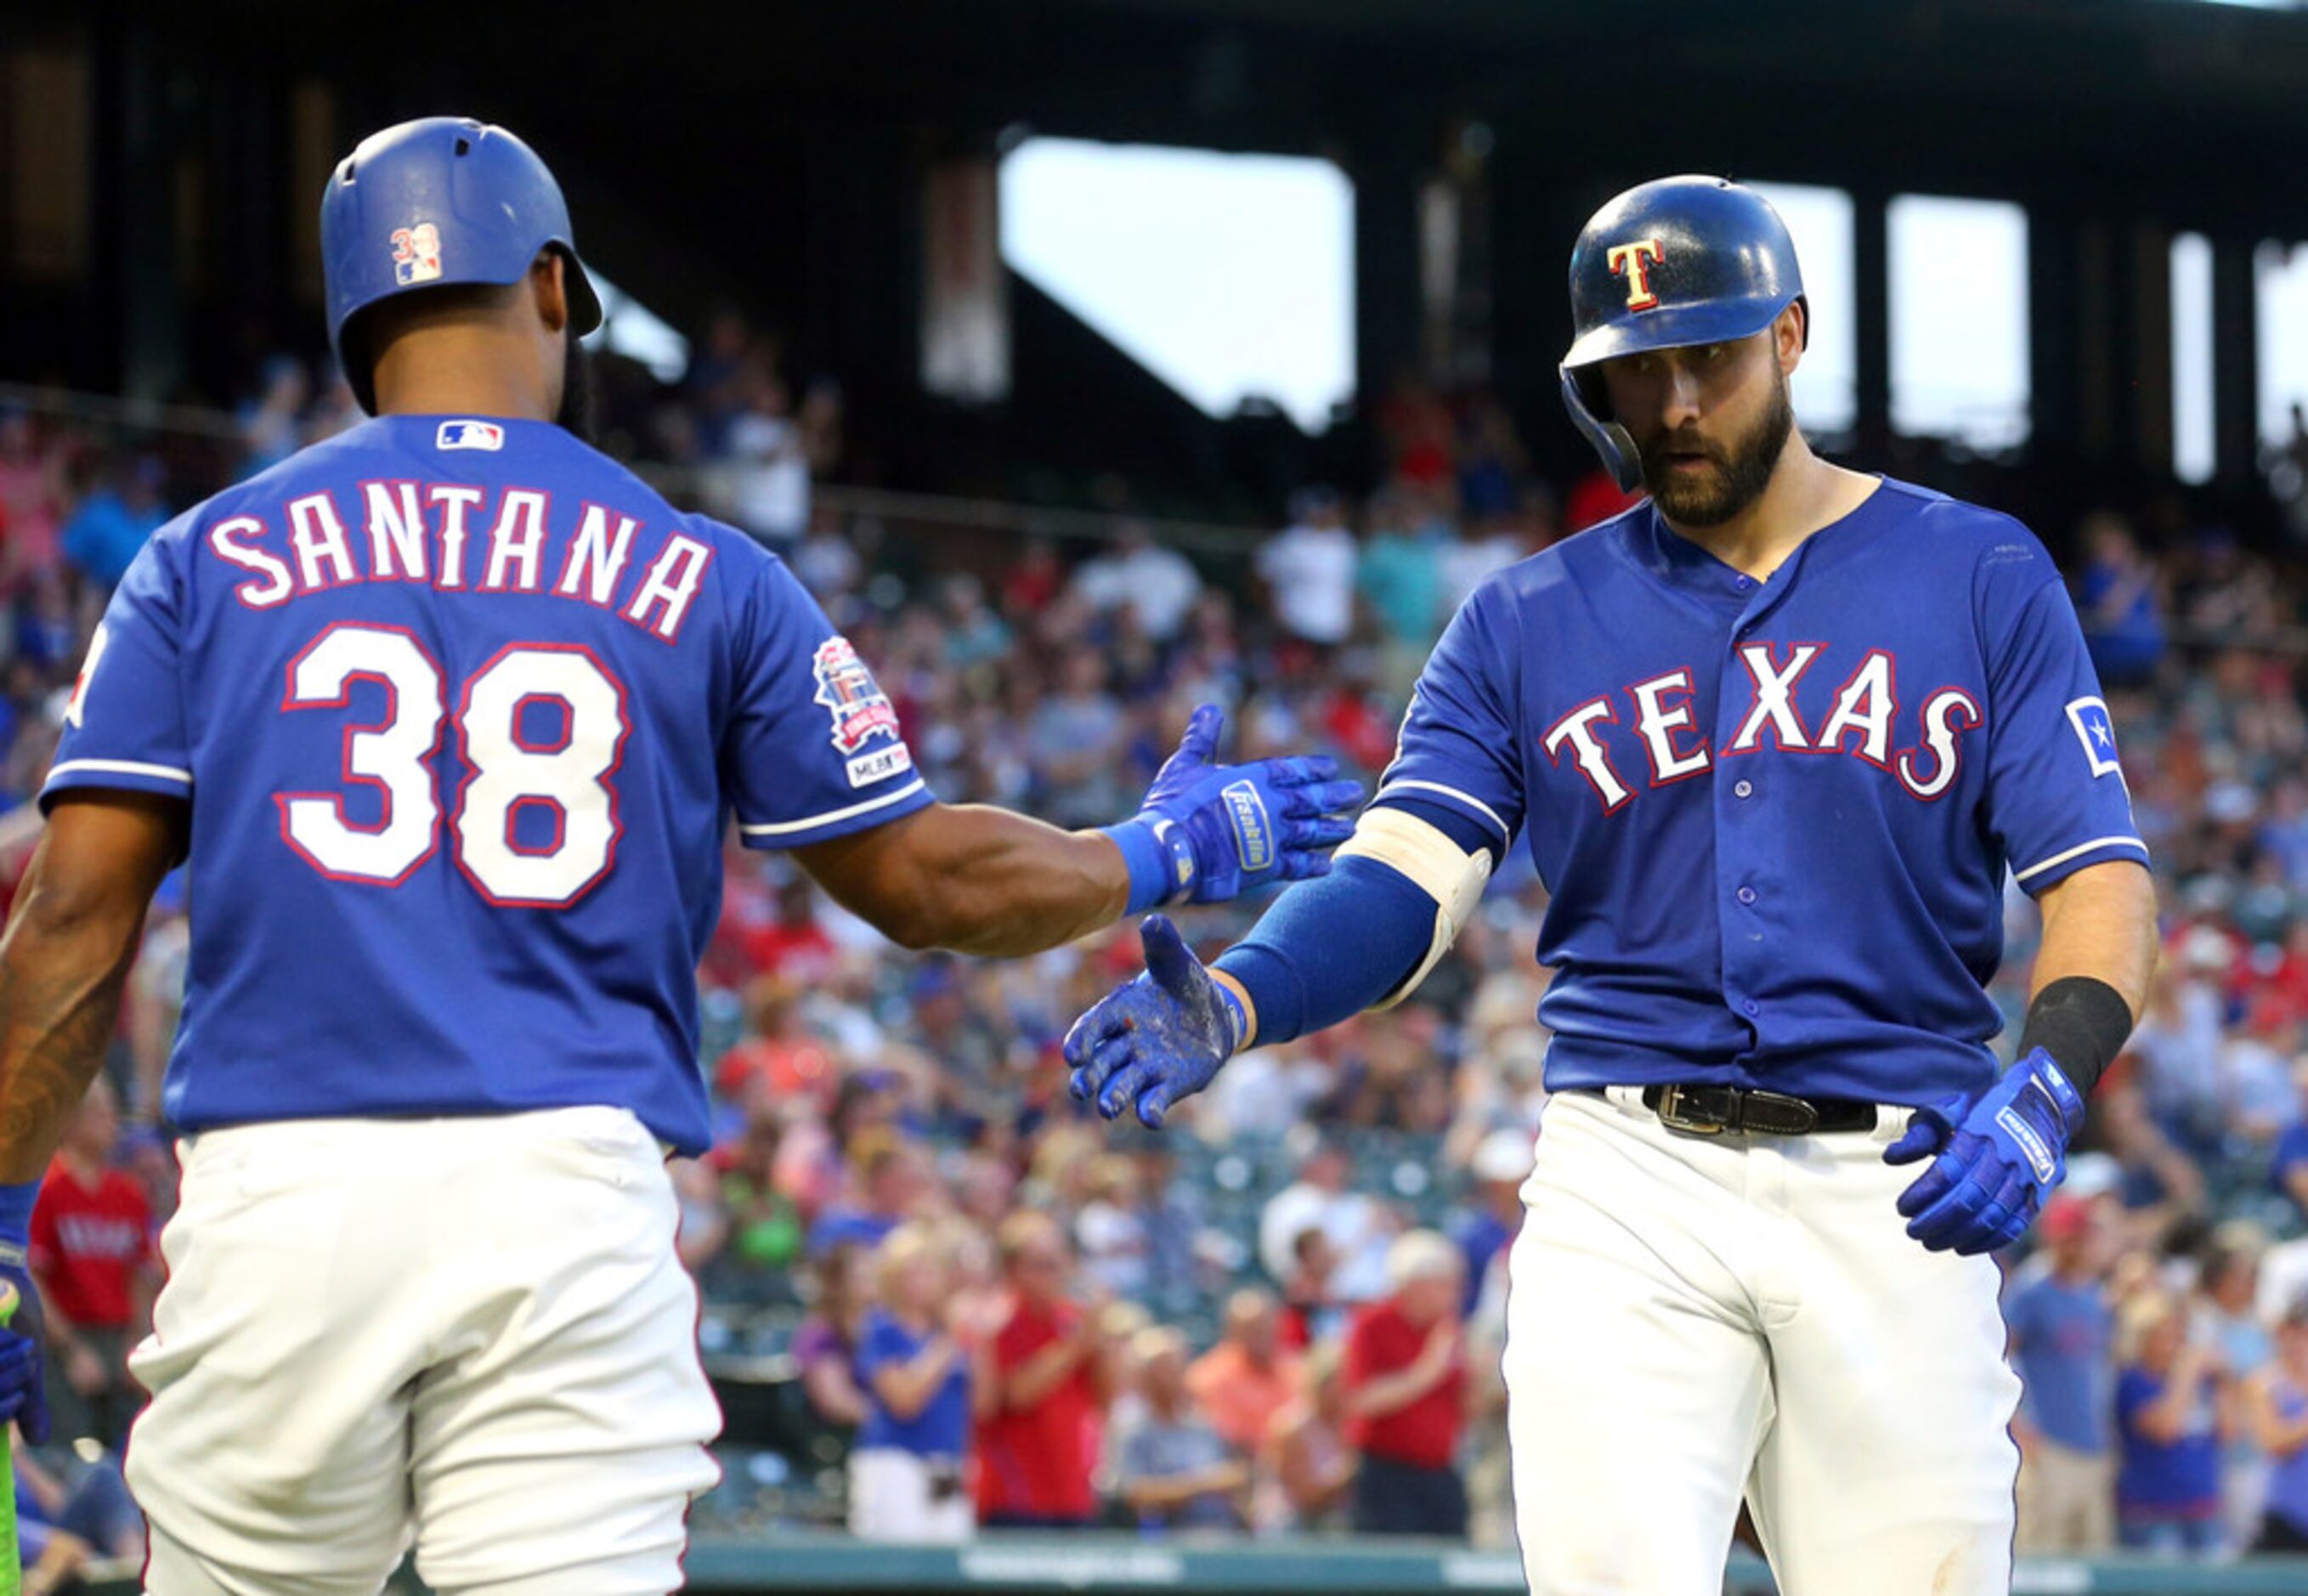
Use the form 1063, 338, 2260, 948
1064, 915, 1244, 1129
1885, 1046, 2085, 1257
1102, 704, 1364, 914
0, 1180, 51, 1443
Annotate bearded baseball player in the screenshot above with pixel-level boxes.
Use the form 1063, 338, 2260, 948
1066, 175, 2159, 1594
0, 116, 1359, 1594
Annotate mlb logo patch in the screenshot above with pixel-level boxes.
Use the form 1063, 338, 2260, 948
436, 420, 504, 452
2065, 696, 2123, 782
390, 223, 443, 286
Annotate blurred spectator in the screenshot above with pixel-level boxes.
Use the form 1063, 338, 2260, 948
1258, 489, 1358, 648
715, 977, 835, 1106
2114, 1288, 2230, 1558
60, 456, 167, 591
1070, 523, 1203, 643
0, 407, 67, 596
2249, 1303, 2308, 1551
977, 1211, 1112, 1530
2005, 1196, 2116, 1554
1259, 1342, 1356, 1534
794, 1245, 874, 1433
698, 1095, 804, 1301
2203, 1222, 2277, 1548
2075, 512, 2166, 688
1185, 1288, 1300, 1454
28, 1077, 154, 1450
719, 370, 811, 546
1027, 648, 1127, 829
1445, 1129, 1530, 1319
1343, 1231, 1468, 1537
1117, 1327, 1248, 1532
1279, 1225, 1346, 1350
1260, 1143, 1392, 1300
809, 1133, 931, 1258
237, 356, 311, 478
1075, 1153, 1152, 1299
14, 1443, 143, 1592
850, 1223, 991, 1543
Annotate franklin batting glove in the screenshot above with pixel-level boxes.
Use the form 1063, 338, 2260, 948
1102, 703, 1363, 913
1885, 1046, 2085, 1257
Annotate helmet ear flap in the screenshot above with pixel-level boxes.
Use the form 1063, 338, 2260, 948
1558, 367, 1643, 495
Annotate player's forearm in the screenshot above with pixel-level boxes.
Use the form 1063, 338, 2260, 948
1212, 857, 1438, 1049
0, 884, 148, 1185
2029, 862, 2158, 1024
798, 803, 1128, 956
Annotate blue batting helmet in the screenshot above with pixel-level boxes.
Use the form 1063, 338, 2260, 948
320, 116, 602, 415
1558, 175, 1807, 491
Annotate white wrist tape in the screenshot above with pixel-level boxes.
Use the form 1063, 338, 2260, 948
1334, 806, 1492, 1010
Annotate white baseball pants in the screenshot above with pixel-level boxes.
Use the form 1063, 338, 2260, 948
1503, 1087, 2021, 1596
126, 1106, 721, 1595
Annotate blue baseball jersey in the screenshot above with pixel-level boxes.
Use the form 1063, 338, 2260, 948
1376, 477, 2146, 1104
42, 415, 932, 1152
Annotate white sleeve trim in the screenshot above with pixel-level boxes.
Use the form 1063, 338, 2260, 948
45, 757, 193, 787
738, 778, 927, 838
2011, 835, 2150, 884
1371, 779, 1510, 842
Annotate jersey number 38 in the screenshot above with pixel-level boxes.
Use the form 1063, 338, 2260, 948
278, 622, 629, 908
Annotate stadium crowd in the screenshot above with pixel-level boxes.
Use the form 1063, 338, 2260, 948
9, 327, 2308, 1571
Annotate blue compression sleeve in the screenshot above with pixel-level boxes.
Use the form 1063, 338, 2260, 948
1213, 855, 1437, 1048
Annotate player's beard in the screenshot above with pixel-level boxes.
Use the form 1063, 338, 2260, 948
1635, 365, 1795, 527
557, 330, 598, 444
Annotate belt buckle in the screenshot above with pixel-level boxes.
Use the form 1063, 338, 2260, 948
1654, 1084, 1728, 1135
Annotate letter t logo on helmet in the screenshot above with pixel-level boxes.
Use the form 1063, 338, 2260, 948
1606, 239, 1666, 311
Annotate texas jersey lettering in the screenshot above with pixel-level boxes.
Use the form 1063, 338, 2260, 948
1375, 477, 2145, 1105
43, 416, 930, 1153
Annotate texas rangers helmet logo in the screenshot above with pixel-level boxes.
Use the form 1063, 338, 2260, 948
812, 637, 902, 755
1607, 237, 1666, 310
390, 224, 443, 286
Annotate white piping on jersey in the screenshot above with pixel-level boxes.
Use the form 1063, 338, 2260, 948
738, 778, 928, 838
1371, 779, 1509, 843
45, 757, 194, 787
2012, 835, 2150, 884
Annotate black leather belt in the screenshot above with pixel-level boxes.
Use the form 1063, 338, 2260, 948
1636, 1083, 1878, 1136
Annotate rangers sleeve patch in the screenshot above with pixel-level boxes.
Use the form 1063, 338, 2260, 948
2064, 696, 2123, 782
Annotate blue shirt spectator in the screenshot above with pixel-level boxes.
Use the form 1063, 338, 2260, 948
855, 1306, 972, 1458
2114, 1294, 2226, 1555
60, 459, 167, 590
2007, 1272, 2114, 1454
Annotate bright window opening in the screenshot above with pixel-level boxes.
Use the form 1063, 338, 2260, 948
1000, 137, 1355, 433
1888, 195, 2032, 452
2170, 233, 2215, 484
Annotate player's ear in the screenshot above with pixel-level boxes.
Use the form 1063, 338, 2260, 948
530, 250, 570, 339
1774, 302, 1806, 376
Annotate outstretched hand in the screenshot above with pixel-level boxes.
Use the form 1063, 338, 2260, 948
1064, 915, 1241, 1129
1112, 704, 1364, 911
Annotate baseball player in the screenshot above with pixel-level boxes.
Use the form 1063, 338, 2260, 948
0, 116, 1359, 1594
1066, 176, 2160, 1594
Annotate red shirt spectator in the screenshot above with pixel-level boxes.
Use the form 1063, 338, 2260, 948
30, 1155, 152, 1330
976, 1212, 1109, 1525
1345, 1298, 1464, 1467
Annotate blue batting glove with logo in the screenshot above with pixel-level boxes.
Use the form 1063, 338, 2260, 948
1065, 915, 1244, 1129
0, 1180, 52, 1443
1102, 704, 1363, 914
1885, 1046, 2085, 1257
